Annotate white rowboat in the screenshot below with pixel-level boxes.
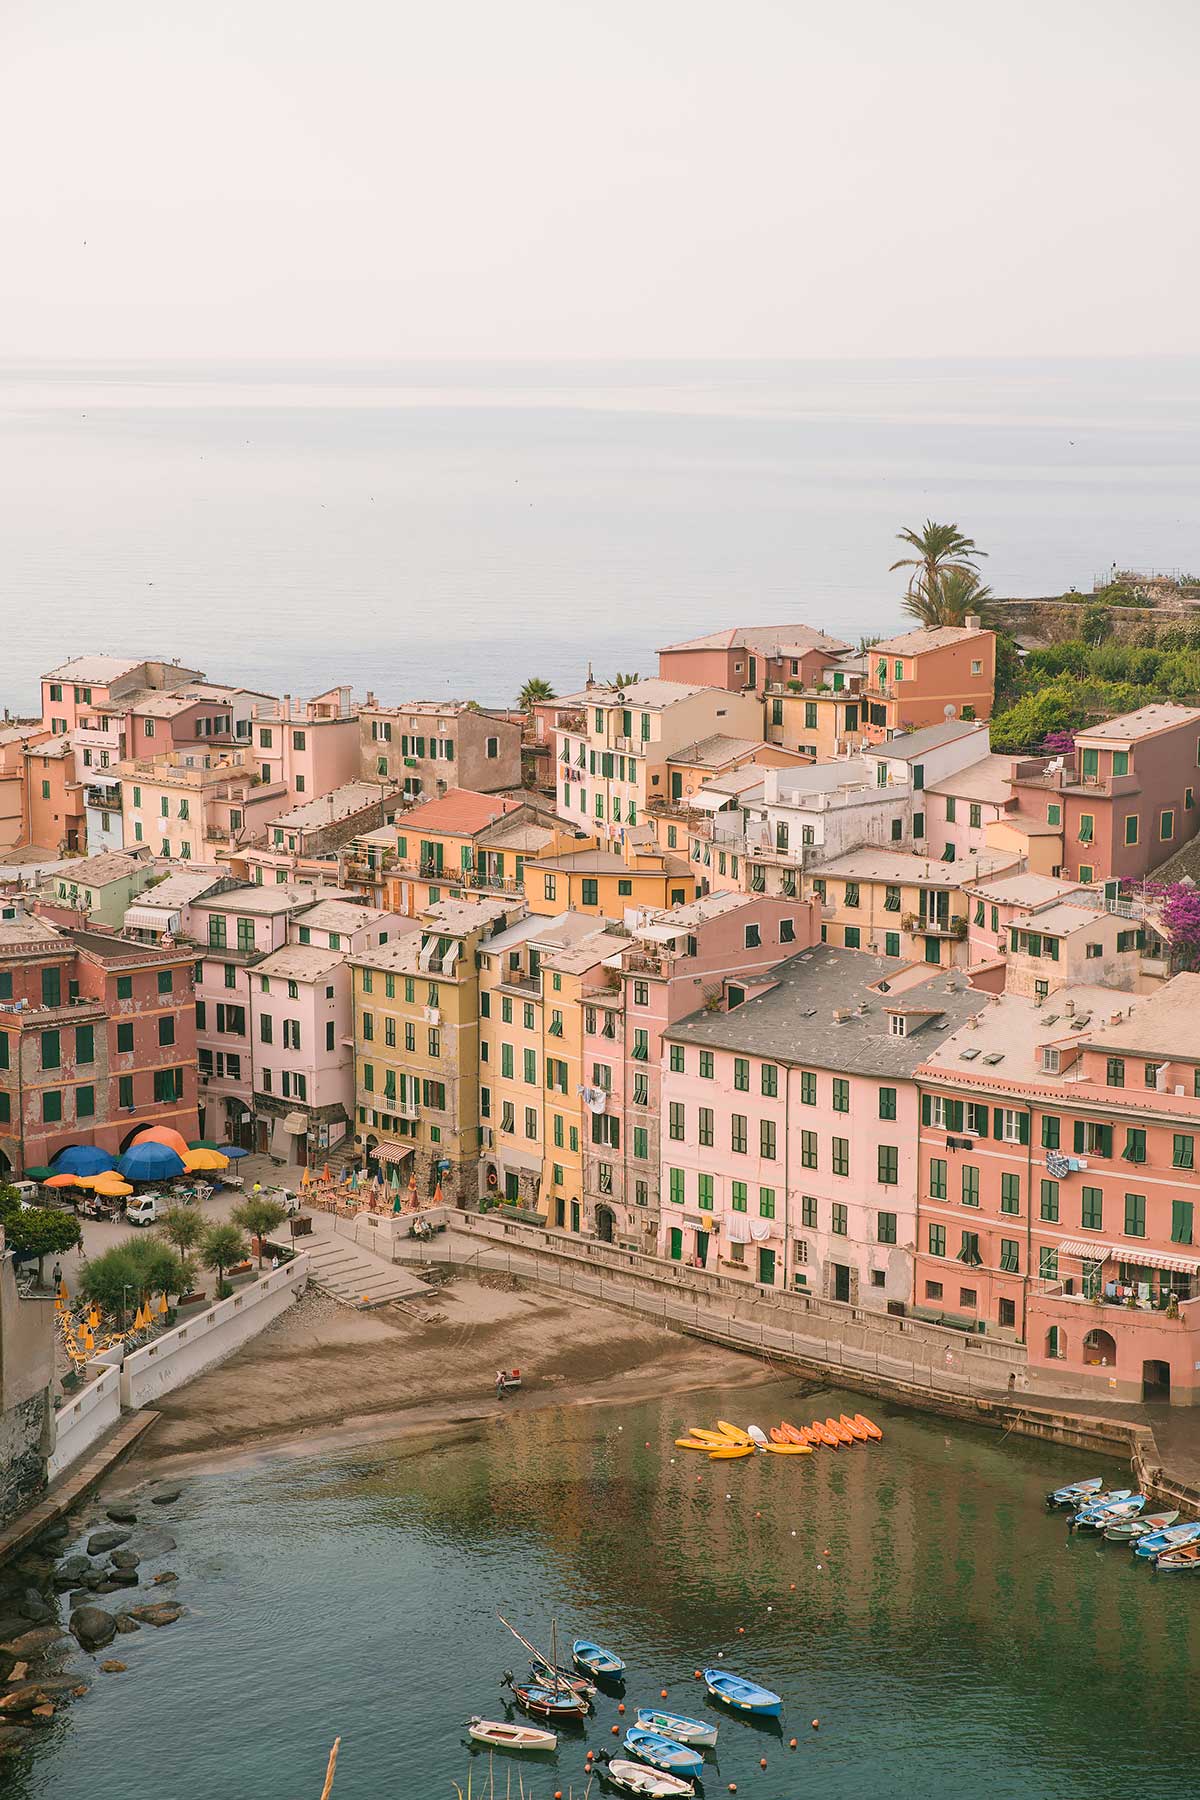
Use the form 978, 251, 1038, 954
467, 1717, 557, 1751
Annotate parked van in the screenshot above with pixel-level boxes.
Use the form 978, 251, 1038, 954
126, 1195, 162, 1228
10, 1180, 40, 1208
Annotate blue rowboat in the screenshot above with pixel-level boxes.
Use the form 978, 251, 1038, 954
1135, 1521, 1200, 1559
502, 1674, 588, 1722
1069, 1488, 1132, 1526
623, 1729, 704, 1780
635, 1710, 718, 1749
1074, 1495, 1145, 1532
702, 1668, 783, 1718
573, 1638, 626, 1679
1046, 1476, 1101, 1509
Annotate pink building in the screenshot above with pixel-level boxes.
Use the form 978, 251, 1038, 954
249, 690, 363, 803
962, 872, 1088, 966
921, 753, 1016, 863
39, 656, 206, 738
659, 947, 987, 1302
580, 892, 821, 1249
657, 624, 851, 695
860, 624, 996, 741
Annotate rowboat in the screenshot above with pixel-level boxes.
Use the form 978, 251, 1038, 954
716, 1420, 753, 1443
809, 1420, 840, 1448
746, 1425, 769, 1448
675, 1438, 714, 1452
1105, 1509, 1178, 1543
634, 1709, 718, 1749
702, 1668, 783, 1718
624, 1728, 705, 1780
766, 1441, 812, 1455
502, 1676, 588, 1722
1071, 1490, 1136, 1528
852, 1413, 883, 1441
467, 1717, 557, 1752
1156, 1541, 1200, 1572
1046, 1476, 1102, 1509
1074, 1495, 1145, 1532
709, 1444, 754, 1460
529, 1660, 596, 1699
825, 1416, 856, 1445
1134, 1521, 1200, 1559
597, 1756, 695, 1798
573, 1638, 626, 1679
1070, 1488, 1132, 1520
839, 1414, 870, 1442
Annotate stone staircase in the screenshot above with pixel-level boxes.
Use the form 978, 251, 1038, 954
302, 1226, 432, 1309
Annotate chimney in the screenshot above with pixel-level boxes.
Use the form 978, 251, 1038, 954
965, 614, 981, 630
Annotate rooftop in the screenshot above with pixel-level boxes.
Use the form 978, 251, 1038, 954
68, 928, 191, 966
670, 734, 776, 769
923, 754, 1016, 805
666, 945, 988, 1075
483, 909, 611, 957
658, 623, 851, 657
363, 699, 515, 719
397, 788, 523, 837
869, 625, 990, 656
530, 847, 690, 877
865, 720, 990, 761
962, 871, 1084, 908
558, 679, 721, 711
293, 898, 391, 934
1078, 703, 1200, 743
254, 942, 350, 981
544, 928, 629, 974
124, 868, 229, 911
271, 782, 395, 831
347, 929, 428, 975
633, 890, 760, 931
1016, 900, 1112, 937
420, 896, 515, 935
920, 984, 1141, 1082
192, 882, 344, 916
1081, 975, 1200, 1060
42, 655, 146, 685
49, 850, 148, 888
815, 847, 1018, 887
0, 916, 66, 953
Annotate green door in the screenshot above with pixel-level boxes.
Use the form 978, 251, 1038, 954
757, 1247, 775, 1285
670, 771, 683, 802
669, 1227, 683, 1261
924, 936, 941, 964
696, 1229, 709, 1268
570, 1200, 581, 1233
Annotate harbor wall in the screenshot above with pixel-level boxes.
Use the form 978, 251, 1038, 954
48, 1365, 121, 1479
120, 1257, 308, 1410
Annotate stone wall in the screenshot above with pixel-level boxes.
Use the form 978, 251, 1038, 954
0, 1236, 56, 1527
119, 1257, 308, 1409
991, 596, 1200, 645
0, 1390, 52, 1525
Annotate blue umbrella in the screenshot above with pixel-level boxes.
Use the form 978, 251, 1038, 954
52, 1144, 116, 1177
117, 1142, 185, 1181
218, 1145, 250, 1159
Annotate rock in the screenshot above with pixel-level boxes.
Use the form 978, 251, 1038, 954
79, 1568, 107, 1591
130, 1528, 176, 1557
94, 1581, 123, 1595
34, 1521, 70, 1547
2, 1663, 23, 1685
0, 1725, 31, 1753
15, 1592, 54, 1625
52, 1556, 93, 1590
69, 1607, 117, 1652
150, 1488, 181, 1506
71, 1684, 89, 1697
110, 1550, 140, 1571
86, 1529, 131, 1556
104, 1570, 139, 1588
0, 1619, 26, 1647
0, 1686, 49, 1715
0, 1626, 65, 1659
98, 1661, 126, 1674
105, 1505, 138, 1524
152, 1572, 178, 1586
126, 1603, 183, 1628
114, 1616, 141, 1636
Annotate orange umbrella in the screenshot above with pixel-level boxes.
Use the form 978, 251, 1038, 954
322, 1163, 331, 1183
432, 1183, 444, 1206
300, 1166, 311, 1187
133, 1126, 191, 1157
44, 1172, 79, 1188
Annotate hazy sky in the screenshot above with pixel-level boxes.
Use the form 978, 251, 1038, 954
2, 0, 1194, 360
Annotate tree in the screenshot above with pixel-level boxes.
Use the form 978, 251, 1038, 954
902, 567, 994, 630
0, 1184, 21, 1229
7, 1208, 81, 1286
157, 1204, 204, 1259
609, 671, 640, 691
79, 1235, 187, 1320
891, 521, 986, 615
1142, 882, 1200, 972
517, 677, 555, 711
200, 1222, 249, 1297
231, 1197, 288, 1267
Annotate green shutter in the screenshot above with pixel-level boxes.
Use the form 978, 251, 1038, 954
921, 1094, 932, 1125
994, 1107, 1004, 1139
1018, 1114, 1030, 1145
1073, 1120, 1085, 1153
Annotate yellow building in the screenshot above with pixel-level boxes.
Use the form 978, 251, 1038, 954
350, 896, 519, 1200
762, 682, 867, 761
524, 836, 697, 920
806, 847, 1020, 968
663, 734, 807, 805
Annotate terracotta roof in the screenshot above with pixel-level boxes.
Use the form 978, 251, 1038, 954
1077, 703, 1200, 743
658, 624, 851, 656
870, 625, 990, 655
397, 789, 523, 836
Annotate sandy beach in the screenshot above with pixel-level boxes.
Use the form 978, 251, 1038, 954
131, 1270, 772, 1474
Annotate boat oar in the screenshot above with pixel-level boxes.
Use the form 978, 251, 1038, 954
318, 1738, 340, 1800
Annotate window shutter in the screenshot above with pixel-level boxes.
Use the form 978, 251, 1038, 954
1073, 1120, 1085, 1153
994, 1107, 1004, 1139
975, 1108, 989, 1139
1018, 1113, 1030, 1145
921, 1094, 932, 1126
949, 1100, 964, 1131
1100, 1125, 1113, 1157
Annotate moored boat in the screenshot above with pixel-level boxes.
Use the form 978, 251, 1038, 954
529, 1659, 595, 1699
573, 1638, 625, 1679
1074, 1495, 1146, 1532
502, 1675, 588, 1722
1046, 1476, 1102, 1509
1069, 1488, 1132, 1521
839, 1414, 870, 1442
809, 1420, 840, 1448
716, 1420, 753, 1443
853, 1413, 883, 1441
634, 1709, 718, 1749
1134, 1521, 1200, 1559
702, 1667, 783, 1717
766, 1440, 812, 1455
745, 1425, 769, 1448
1156, 1541, 1200, 1572
675, 1438, 714, 1452
1105, 1510, 1178, 1543
709, 1444, 754, 1460
467, 1717, 557, 1752
779, 1421, 810, 1445
624, 1728, 704, 1779
825, 1416, 856, 1445
597, 1756, 695, 1798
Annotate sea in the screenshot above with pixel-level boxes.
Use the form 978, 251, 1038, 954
2, 357, 1200, 711
11, 1379, 1197, 1800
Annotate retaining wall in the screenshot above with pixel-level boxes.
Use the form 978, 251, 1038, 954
119, 1258, 309, 1409
48, 1366, 121, 1479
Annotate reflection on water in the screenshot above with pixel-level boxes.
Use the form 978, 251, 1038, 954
17, 1381, 1198, 1800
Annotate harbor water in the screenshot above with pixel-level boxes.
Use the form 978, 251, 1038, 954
12, 1379, 1197, 1800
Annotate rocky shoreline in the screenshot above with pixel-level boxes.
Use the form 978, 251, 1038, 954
0, 1482, 188, 1760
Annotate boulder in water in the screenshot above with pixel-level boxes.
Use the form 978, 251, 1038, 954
86, 1529, 131, 1556
69, 1607, 116, 1652
130, 1528, 176, 1558
110, 1550, 140, 1571
126, 1602, 183, 1628
114, 1616, 141, 1636
105, 1506, 138, 1524
150, 1488, 182, 1506
0, 1626, 65, 1659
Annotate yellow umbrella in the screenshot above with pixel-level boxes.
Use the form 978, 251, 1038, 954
83, 1330, 94, 1353
94, 1172, 133, 1198
182, 1147, 230, 1173
58, 1278, 69, 1301
300, 1165, 311, 1187
157, 1293, 168, 1316
87, 1307, 100, 1331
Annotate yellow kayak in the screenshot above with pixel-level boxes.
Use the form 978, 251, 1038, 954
675, 1438, 715, 1451
765, 1441, 813, 1455
687, 1428, 732, 1444
716, 1420, 753, 1443
709, 1444, 754, 1460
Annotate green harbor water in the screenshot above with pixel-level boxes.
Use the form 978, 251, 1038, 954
13, 1379, 1199, 1799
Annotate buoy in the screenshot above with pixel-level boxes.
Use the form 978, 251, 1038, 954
556, 1789, 563, 1797
586, 1751, 594, 1761
661, 1689, 668, 1700
729, 1785, 737, 1793
725, 1493, 732, 1500
618, 1426, 623, 1431
618, 1703, 625, 1714
812, 1719, 819, 1730
611, 1726, 619, 1736
717, 1651, 724, 1659
755, 1511, 761, 1518
789, 1582, 796, 1590
766, 1605, 772, 1613
789, 1738, 797, 1750
694, 1670, 702, 1680
759, 1758, 767, 1769
790, 1530, 796, 1537
824, 1548, 830, 1555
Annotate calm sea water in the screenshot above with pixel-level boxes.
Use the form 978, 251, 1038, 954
3, 358, 1200, 710
14, 1379, 1197, 1800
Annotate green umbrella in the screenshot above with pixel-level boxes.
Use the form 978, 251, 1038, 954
187, 1139, 223, 1151
23, 1166, 55, 1181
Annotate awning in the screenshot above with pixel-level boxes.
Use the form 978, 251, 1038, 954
123, 904, 173, 933
371, 1142, 413, 1166
1056, 1239, 1119, 1260
688, 790, 736, 812
280, 1111, 309, 1136
495, 1143, 543, 1176
1117, 1247, 1200, 1276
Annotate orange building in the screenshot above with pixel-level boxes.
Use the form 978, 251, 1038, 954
861, 624, 996, 742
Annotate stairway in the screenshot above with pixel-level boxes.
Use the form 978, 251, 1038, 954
302, 1227, 432, 1309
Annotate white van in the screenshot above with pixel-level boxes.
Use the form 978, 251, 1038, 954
126, 1195, 162, 1228
11, 1180, 40, 1208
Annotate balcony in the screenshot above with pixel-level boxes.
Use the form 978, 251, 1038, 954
75, 724, 125, 754
903, 913, 967, 938
497, 973, 541, 997
84, 783, 121, 810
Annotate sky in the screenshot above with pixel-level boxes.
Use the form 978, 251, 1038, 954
1, 0, 1194, 361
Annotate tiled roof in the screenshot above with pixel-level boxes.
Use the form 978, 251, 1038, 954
658, 624, 851, 655
870, 626, 990, 655
397, 789, 522, 836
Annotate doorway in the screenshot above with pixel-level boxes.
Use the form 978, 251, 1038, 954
1143, 1359, 1171, 1401
596, 1205, 615, 1243
832, 1262, 851, 1303
757, 1246, 775, 1285
670, 771, 683, 802
696, 1229, 709, 1269
669, 1227, 683, 1262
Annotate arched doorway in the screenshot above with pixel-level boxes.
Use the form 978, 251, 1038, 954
1082, 1328, 1117, 1367
0, 1148, 11, 1176
118, 1122, 146, 1153
1143, 1359, 1171, 1401
596, 1205, 615, 1243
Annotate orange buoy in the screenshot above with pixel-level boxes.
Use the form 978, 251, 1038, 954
660, 1689, 668, 1699
555, 1790, 563, 1797
755, 1511, 761, 1518
812, 1719, 819, 1730
694, 1669, 702, 1679
789, 1738, 797, 1749
611, 1725, 619, 1736
618, 1703, 625, 1714
789, 1582, 796, 1590
759, 1758, 767, 1769
728, 1786, 737, 1793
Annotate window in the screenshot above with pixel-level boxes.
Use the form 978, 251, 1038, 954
42, 1089, 62, 1123
799, 1194, 817, 1229
41, 1029, 60, 1070
969, 802, 982, 829
877, 1145, 898, 1185
731, 1114, 748, 1154
1124, 1193, 1146, 1237
500, 1042, 513, 1078
1040, 1178, 1059, 1221
1039, 1247, 1059, 1283
733, 1056, 749, 1090
581, 879, 598, 907
1160, 809, 1175, 841
877, 1210, 897, 1243
1081, 1186, 1103, 1231
945, 796, 957, 823
831, 1201, 847, 1235
42, 966, 62, 1008
832, 1078, 849, 1113
668, 1102, 685, 1140
885, 931, 901, 957
801, 1129, 817, 1168
844, 882, 860, 909
696, 1174, 714, 1212
1171, 1200, 1193, 1245
158, 1016, 175, 1046
1042, 1115, 1060, 1150
928, 1223, 946, 1257
1122, 1127, 1146, 1165
1000, 1173, 1020, 1214
1106, 1057, 1125, 1088
668, 1167, 685, 1206
844, 926, 861, 950
698, 1106, 714, 1147
799, 1070, 816, 1105
961, 1164, 979, 1207
929, 1157, 947, 1199
1173, 1134, 1194, 1170
832, 1136, 849, 1177
669, 1044, 684, 1073
760, 1120, 776, 1159
486, 736, 499, 759
744, 923, 760, 948
958, 1231, 981, 1267
1074, 1121, 1112, 1157
153, 1067, 183, 1103
759, 1187, 776, 1220
1078, 813, 1094, 844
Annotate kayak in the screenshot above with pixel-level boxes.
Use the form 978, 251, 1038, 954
853, 1413, 883, 1441
840, 1414, 870, 1442
467, 1717, 557, 1751
768, 1426, 789, 1444
745, 1425, 769, 1448
809, 1420, 840, 1448
716, 1420, 753, 1443
780, 1421, 811, 1445
766, 1441, 812, 1455
674, 1439, 714, 1451
703, 1668, 783, 1718
634, 1709, 718, 1749
687, 1429, 732, 1444
709, 1444, 754, 1460
825, 1416, 856, 1445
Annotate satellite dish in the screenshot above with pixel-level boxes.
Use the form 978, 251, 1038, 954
944, 703, 957, 719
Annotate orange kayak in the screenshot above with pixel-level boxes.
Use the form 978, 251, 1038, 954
825, 1417, 856, 1445
840, 1414, 870, 1443
769, 1426, 789, 1445
853, 1413, 883, 1441
809, 1419, 840, 1448
779, 1421, 809, 1446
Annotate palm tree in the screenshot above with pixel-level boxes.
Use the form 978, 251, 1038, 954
903, 568, 995, 630
609, 671, 640, 691
517, 677, 556, 711
891, 521, 986, 609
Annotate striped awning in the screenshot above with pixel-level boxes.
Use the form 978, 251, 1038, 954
1056, 1239, 1119, 1260
1119, 1247, 1200, 1276
371, 1142, 413, 1166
